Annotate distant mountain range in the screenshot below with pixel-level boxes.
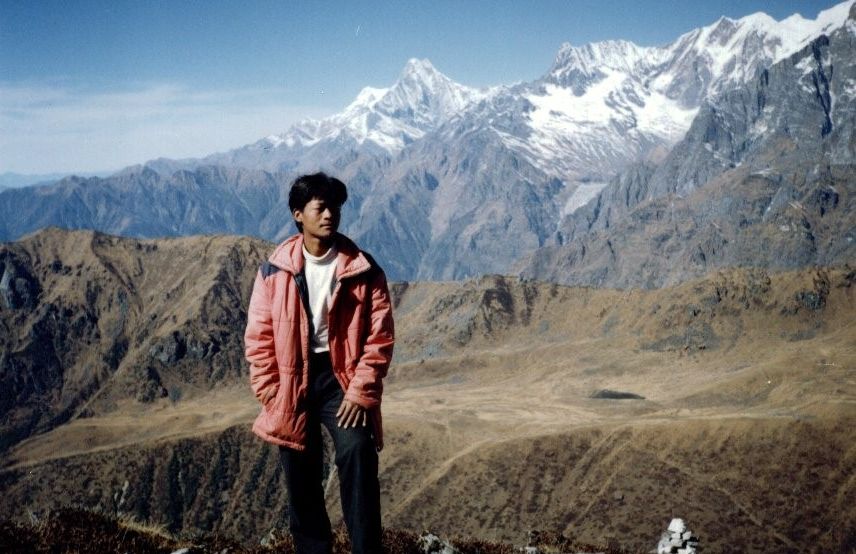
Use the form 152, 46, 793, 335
2, 1, 854, 284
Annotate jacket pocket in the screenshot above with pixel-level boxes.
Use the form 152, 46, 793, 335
271, 369, 301, 414
343, 327, 362, 370
259, 382, 279, 409
263, 384, 284, 414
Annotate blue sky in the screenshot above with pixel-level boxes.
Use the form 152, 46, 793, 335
0, 0, 844, 174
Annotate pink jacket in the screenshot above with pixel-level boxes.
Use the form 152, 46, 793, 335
244, 233, 394, 451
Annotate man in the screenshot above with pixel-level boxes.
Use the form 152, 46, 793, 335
244, 172, 394, 554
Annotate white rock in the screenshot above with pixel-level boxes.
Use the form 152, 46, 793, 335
667, 518, 687, 534
418, 532, 460, 554
656, 532, 674, 554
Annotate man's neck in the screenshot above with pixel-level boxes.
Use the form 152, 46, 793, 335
303, 233, 334, 257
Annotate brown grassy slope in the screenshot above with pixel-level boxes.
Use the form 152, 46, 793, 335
340, 268, 856, 553
378, 417, 855, 552
1, 228, 854, 552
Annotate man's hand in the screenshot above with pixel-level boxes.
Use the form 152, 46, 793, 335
336, 399, 366, 428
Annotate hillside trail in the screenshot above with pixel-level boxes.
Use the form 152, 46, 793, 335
386, 434, 509, 515
627, 443, 800, 550
2, 387, 258, 470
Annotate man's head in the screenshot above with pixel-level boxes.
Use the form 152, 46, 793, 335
288, 172, 348, 238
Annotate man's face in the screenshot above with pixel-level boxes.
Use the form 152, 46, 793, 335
294, 197, 341, 241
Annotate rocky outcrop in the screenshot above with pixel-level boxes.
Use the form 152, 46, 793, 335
0, 258, 40, 311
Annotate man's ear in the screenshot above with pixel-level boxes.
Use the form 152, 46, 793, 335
293, 209, 303, 224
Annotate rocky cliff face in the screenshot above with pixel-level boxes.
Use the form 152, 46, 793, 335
352, 124, 565, 280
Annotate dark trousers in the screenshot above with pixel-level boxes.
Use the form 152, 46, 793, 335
278, 352, 382, 554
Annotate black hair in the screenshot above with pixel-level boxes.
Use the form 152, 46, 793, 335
288, 172, 348, 232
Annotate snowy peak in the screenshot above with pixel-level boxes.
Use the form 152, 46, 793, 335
265, 58, 486, 154
761, 0, 855, 62
342, 58, 452, 114
542, 1, 855, 106
661, 0, 856, 104
398, 58, 446, 84
683, 0, 854, 61
495, 0, 855, 181
374, 58, 484, 124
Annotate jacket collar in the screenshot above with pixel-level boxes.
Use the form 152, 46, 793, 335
268, 233, 371, 280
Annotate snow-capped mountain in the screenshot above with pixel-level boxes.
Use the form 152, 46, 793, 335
493, 0, 856, 182
153, 1, 855, 185
248, 58, 490, 156
275, 59, 488, 152
654, 0, 855, 105
195, 0, 849, 191
520, 2, 856, 287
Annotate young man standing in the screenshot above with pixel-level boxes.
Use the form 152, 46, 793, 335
244, 172, 394, 554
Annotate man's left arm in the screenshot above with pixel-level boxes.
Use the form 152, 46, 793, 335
343, 268, 394, 410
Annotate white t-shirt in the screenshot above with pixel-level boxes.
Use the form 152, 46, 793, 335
303, 244, 337, 353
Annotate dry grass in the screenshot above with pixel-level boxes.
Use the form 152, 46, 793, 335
1, 260, 854, 553
117, 513, 176, 542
